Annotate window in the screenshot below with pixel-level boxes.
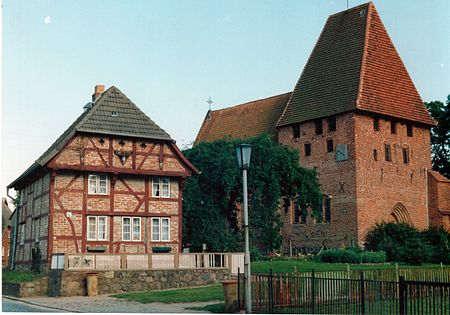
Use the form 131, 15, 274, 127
151, 217, 170, 241
292, 125, 300, 138
390, 121, 397, 134
87, 216, 108, 241
407, 124, 413, 137
305, 143, 311, 156
327, 139, 334, 152
373, 149, 378, 161
19, 224, 25, 245
373, 117, 380, 131
152, 177, 170, 198
402, 148, 410, 164
385, 144, 391, 162
88, 174, 109, 195
328, 117, 336, 132
122, 217, 141, 241
294, 202, 306, 224
324, 197, 331, 222
314, 119, 323, 135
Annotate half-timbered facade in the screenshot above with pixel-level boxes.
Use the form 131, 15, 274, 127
8, 85, 197, 269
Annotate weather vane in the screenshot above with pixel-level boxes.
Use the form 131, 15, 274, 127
206, 97, 213, 111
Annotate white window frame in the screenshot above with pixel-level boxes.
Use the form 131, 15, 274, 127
86, 216, 108, 241
151, 217, 170, 242
152, 177, 170, 198
122, 217, 141, 241
88, 174, 109, 195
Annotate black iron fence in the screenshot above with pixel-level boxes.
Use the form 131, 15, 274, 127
237, 270, 450, 314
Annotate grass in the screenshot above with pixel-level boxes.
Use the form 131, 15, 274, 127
112, 285, 224, 304
251, 260, 446, 273
2, 270, 45, 283
185, 303, 226, 313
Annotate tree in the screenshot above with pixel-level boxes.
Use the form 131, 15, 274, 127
182, 134, 322, 255
425, 95, 450, 178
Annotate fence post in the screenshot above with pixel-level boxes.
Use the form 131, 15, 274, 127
269, 269, 274, 313
399, 276, 406, 315
237, 267, 241, 311
360, 272, 365, 315
396, 262, 399, 281
311, 269, 315, 314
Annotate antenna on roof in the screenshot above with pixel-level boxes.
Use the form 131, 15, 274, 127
346, 0, 349, 10
206, 97, 213, 111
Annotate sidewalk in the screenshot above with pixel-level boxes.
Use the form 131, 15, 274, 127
3, 295, 218, 313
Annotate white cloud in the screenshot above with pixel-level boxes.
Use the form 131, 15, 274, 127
44, 16, 52, 25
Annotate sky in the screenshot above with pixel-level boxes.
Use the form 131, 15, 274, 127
1, 0, 450, 200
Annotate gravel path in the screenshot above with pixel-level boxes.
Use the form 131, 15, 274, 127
3, 295, 219, 313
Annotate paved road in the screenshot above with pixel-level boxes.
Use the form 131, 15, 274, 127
2, 298, 61, 312
3, 295, 214, 313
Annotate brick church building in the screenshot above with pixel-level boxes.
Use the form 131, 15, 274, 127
8, 85, 197, 269
196, 2, 450, 249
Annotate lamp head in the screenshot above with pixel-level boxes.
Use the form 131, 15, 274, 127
235, 144, 252, 170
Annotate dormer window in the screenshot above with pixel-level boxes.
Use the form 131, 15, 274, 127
88, 174, 109, 195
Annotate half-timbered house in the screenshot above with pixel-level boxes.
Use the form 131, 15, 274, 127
8, 85, 198, 269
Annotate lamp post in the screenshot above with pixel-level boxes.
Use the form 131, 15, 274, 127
235, 143, 252, 314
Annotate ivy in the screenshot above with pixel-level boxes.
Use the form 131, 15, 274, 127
182, 134, 322, 255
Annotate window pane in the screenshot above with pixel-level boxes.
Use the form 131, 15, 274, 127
98, 175, 108, 194
152, 218, 160, 241
88, 217, 97, 240
122, 218, 131, 241
161, 218, 170, 241
162, 178, 170, 197
88, 175, 97, 194
132, 218, 141, 241
98, 217, 107, 240
152, 178, 160, 197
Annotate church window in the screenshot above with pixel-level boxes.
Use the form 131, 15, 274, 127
385, 144, 392, 161
315, 119, 323, 135
328, 116, 336, 131
407, 124, 413, 137
373, 117, 380, 131
402, 148, 410, 164
391, 121, 397, 134
327, 139, 334, 152
305, 143, 311, 156
293, 125, 300, 138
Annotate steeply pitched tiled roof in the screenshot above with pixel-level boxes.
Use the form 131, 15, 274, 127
277, 2, 435, 127
8, 86, 173, 189
195, 92, 292, 143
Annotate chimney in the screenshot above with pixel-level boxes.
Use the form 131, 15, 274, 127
92, 84, 105, 102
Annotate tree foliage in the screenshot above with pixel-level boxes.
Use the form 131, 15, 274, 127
425, 95, 450, 178
182, 134, 322, 254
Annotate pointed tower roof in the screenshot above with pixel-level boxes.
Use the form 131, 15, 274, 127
277, 2, 435, 127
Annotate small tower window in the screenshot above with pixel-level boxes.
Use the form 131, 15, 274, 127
373, 117, 380, 131
385, 144, 392, 162
328, 116, 336, 132
373, 149, 378, 161
390, 121, 397, 134
327, 139, 334, 152
403, 148, 410, 164
315, 119, 323, 135
407, 124, 413, 137
305, 143, 311, 156
293, 125, 300, 138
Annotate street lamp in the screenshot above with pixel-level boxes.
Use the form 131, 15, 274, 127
235, 143, 252, 313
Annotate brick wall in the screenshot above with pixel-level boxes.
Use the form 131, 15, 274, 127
278, 112, 358, 248
428, 171, 450, 230
278, 112, 433, 249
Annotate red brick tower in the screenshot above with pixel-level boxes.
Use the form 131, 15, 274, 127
276, 2, 435, 248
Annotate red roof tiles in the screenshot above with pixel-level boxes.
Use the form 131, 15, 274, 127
277, 2, 435, 127
195, 92, 292, 143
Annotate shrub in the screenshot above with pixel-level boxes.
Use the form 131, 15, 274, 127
421, 227, 450, 264
365, 222, 434, 264
319, 248, 386, 264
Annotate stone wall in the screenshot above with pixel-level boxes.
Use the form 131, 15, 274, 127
58, 269, 231, 296
2, 277, 48, 297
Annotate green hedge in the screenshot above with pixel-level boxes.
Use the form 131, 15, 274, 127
319, 249, 386, 264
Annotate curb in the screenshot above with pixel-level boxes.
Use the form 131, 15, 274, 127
2, 295, 80, 313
